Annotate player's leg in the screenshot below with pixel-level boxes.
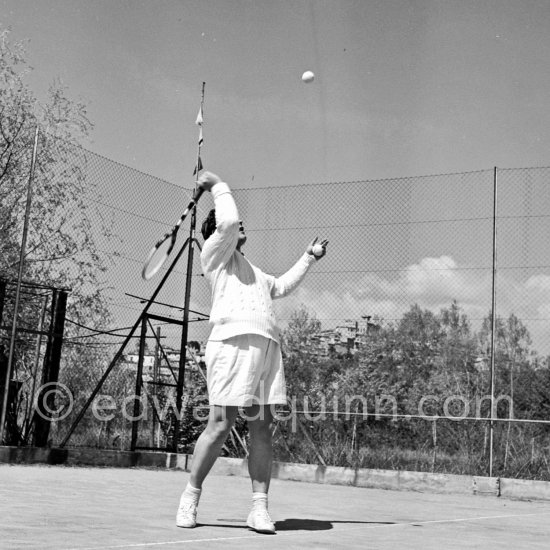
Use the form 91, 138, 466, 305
245, 404, 276, 534
176, 405, 239, 528
247, 404, 274, 493
190, 404, 239, 487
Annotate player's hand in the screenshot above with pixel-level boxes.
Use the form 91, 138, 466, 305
306, 237, 329, 260
197, 171, 222, 192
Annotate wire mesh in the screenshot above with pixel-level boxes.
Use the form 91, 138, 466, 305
2, 132, 550, 479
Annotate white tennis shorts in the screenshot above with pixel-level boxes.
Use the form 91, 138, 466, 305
205, 334, 286, 407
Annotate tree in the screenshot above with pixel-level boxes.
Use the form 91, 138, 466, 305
278, 305, 348, 465
0, 25, 115, 445
435, 301, 479, 401
478, 312, 533, 415
281, 304, 323, 397
1, 26, 109, 290
0, 25, 114, 317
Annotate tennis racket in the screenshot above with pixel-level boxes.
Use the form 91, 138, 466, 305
141, 186, 205, 280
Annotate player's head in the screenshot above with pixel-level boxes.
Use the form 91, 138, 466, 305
201, 210, 247, 249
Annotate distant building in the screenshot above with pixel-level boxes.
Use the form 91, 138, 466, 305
288, 315, 381, 357
330, 316, 380, 354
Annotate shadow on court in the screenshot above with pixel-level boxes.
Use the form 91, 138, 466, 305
208, 517, 395, 531
276, 518, 396, 531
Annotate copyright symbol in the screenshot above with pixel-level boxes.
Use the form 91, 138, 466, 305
34, 382, 74, 421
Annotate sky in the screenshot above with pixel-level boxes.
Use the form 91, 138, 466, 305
2, 0, 550, 188
2, 0, 550, 356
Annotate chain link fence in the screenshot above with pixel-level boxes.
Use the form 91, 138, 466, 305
2, 134, 550, 479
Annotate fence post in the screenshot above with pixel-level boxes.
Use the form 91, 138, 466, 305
33, 290, 68, 446
489, 166, 498, 477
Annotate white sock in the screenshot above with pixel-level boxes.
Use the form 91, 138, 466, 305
251, 492, 268, 510
180, 482, 201, 507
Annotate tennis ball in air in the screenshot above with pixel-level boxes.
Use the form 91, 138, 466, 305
302, 70, 315, 83
312, 243, 324, 256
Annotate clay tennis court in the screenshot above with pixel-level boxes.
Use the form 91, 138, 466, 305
1, 464, 549, 549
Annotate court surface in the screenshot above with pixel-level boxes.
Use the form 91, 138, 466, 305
1, 464, 549, 549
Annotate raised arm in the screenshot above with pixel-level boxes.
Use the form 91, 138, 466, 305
199, 171, 240, 272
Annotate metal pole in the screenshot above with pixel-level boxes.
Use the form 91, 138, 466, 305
174, 82, 206, 453
130, 316, 148, 451
489, 166, 498, 478
0, 126, 39, 444
151, 326, 160, 447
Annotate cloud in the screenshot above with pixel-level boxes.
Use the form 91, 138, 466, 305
277, 255, 490, 323
275, 255, 550, 355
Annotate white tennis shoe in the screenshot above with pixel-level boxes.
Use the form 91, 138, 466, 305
247, 506, 276, 534
176, 501, 197, 528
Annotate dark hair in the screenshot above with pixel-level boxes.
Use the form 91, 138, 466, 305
201, 209, 217, 241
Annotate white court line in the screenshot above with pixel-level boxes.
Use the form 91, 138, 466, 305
65, 510, 550, 550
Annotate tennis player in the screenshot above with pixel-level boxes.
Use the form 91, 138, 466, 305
176, 171, 328, 533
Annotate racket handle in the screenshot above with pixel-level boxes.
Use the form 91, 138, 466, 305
192, 186, 205, 203
184, 186, 204, 214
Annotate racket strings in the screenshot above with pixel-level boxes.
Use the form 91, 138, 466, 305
142, 234, 175, 280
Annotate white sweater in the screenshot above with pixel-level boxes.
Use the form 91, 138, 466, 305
200, 182, 316, 343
